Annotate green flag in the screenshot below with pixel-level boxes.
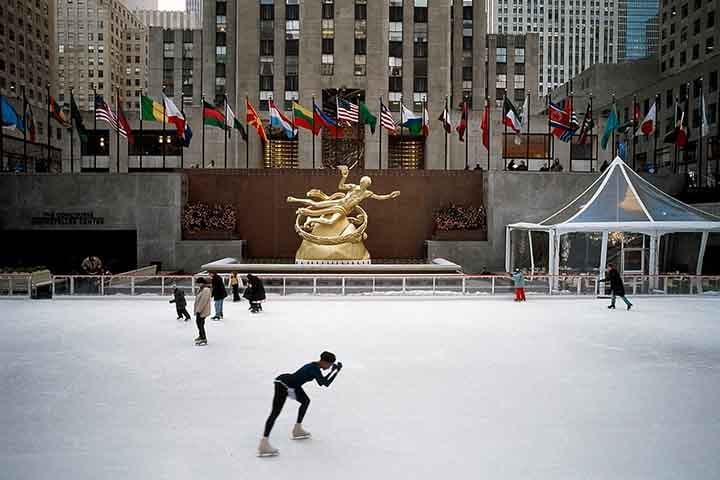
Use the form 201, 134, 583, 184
233, 117, 248, 141
70, 93, 88, 142
601, 104, 618, 150
359, 102, 377, 134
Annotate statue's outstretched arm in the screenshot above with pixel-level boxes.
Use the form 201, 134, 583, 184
337, 165, 353, 191
370, 191, 401, 201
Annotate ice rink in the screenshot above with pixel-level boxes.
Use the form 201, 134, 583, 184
2, 296, 720, 479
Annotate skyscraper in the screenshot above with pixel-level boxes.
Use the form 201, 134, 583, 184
618, 0, 660, 61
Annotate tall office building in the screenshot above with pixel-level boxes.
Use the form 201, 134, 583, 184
135, 9, 199, 29
186, 0, 202, 16
618, 0, 660, 61
57, 0, 149, 111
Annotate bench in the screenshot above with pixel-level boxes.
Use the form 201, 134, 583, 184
31, 269, 53, 299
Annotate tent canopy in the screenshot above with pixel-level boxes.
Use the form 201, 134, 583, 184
508, 157, 720, 234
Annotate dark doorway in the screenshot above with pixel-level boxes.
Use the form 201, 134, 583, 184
0, 230, 137, 274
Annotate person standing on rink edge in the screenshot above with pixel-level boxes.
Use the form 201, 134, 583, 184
230, 272, 242, 302
169, 284, 191, 321
258, 351, 343, 457
210, 272, 228, 320
243, 273, 266, 313
512, 268, 526, 302
599, 263, 633, 310
193, 278, 212, 346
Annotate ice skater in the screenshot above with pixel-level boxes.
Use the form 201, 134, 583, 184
193, 277, 212, 345
169, 284, 191, 321
230, 272, 242, 302
243, 273, 266, 313
258, 351, 343, 457
599, 263, 633, 310
210, 272, 228, 320
512, 268, 526, 301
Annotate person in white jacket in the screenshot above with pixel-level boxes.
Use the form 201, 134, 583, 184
193, 277, 212, 346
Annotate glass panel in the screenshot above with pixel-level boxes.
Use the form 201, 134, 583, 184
571, 168, 649, 223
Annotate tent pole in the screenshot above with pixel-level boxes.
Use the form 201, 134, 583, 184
505, 227, 512, 272
553, 232, 561, 291
648, 233, 657, 291
547, 230, 554, 289
599, 231, 609, 281
528, 230, 535, 277
696, 232, 709, 293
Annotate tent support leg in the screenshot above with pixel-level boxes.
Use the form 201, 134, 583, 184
547, 231, 554, 291
505, 227, 512, 273
696, 231, 709, 293
553, 232, 561, 291
528, 230, 535, 277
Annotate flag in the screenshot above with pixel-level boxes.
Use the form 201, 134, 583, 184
401, 104, 422, 136
24, 100, 37, 142
163, 94, 186, 137
269, 99, 296, 139
1, 96, 23, 131
422, 105, 430, 137
233, 117, 247, 141
438, 105, 452, 133
70, 93, 88, 141
600, 103, 618, 150
616, 121, 633, 135
141, 95, 167, 123
502, 97, 522, 133
49, 96, 69, 127
700, 95, 709, 138
203, 101, 225, 129
293, 102, 319, 135
337, 98, 359, 124
663, 103, 688, 148
636, 102, 656, 136
577, 103, 594, 144
225, 101, 236, 135
183, 123, 193, 147
359, 102, 377, 134
116, 100, 135, 144
518, 94, 529, 132
313, 101, 343, 137
549, 99, 579, 142
379, 100, 397, 133
633, 102, 642, 123
247, 99, 268, 142
95, 95, 128, 138
480, 101, 490, 151
456, 101, 468, 141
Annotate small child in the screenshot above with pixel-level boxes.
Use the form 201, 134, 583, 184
169, 285, 191, 321
511, 268, 526, 302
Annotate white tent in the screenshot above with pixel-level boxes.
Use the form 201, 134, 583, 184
506, 157, 720, 282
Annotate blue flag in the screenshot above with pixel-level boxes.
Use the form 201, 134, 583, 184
183, 123, 193, 147
1, 96, 25, 132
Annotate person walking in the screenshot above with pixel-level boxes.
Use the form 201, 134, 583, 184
210, 272, 228, 320
599, 263, 633, 310
258, 351, 343, 457
512, 268, 527, 301
169, 284, 191, 321
193, 278, 212, 345
243, 273, 266, 313
230, 272, 241, 302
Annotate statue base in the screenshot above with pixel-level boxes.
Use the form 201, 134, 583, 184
294, 238, 370, 264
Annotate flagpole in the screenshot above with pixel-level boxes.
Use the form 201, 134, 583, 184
486, 97, 491, 171
22, 86, 27, 170
201, 95, 206, 167
378, 97, 382, 170
546, 94, 553, 170
335, 92, 340, 166
45, 84, 51, 169
444, 96, 448, 170
245, 93, 249, 169
464, 100, 469, 170
611, 94, 616, 160
632, 94, 638, 170
589, 93, 595, 172
699, 79, 703, 188
180, 93, 184, 169
400, 94, 405, 166
70, 88, 74, 173
422, 96, 427, 169
115, 89, 120, 173
685, 82, 690, 182
162, 85, 166, 169
311, 95, 316, 169
224, 93, 228, 169
139, 91, 144, 169
653, 93, 659, 172
525, 91, 531, 169
504, 93, 508, 170
93, 88, 97, 169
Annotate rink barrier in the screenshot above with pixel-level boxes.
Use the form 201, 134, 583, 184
8, 274, 717, 298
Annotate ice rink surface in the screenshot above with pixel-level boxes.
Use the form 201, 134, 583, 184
1, 296, 720, 480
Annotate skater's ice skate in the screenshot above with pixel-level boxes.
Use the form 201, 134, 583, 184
195, 338, 207, 346
257, 437, 279, 457
291, 423, 311, 440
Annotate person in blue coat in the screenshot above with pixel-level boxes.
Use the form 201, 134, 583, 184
512, 268, 526, 301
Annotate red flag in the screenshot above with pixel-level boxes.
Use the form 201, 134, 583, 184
116, 101, 135, 145
480, 102, 490, 151
455, 102, 468, 142
246, 99, 268, 143
633, 102, 641, 123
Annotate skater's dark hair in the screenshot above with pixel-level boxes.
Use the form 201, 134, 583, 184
320, 351, 336, 364
196, 277, 207, 284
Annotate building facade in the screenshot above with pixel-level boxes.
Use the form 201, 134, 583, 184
56, 0, 148, 112
0, 0, 61, 172
135, 9, 200, 30
125, 0, 159, 9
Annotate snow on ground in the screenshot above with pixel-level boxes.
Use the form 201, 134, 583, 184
1, 296, 720, 480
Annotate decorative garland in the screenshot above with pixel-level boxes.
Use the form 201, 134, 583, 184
433, 204, 487, 232
182, 202, 237, 234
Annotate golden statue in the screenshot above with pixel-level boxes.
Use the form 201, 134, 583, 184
287, 165, 400, 263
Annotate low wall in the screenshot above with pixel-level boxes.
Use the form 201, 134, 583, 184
175, 240, 245, 273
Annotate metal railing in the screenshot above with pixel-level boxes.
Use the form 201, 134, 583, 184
0, 273, 709, 299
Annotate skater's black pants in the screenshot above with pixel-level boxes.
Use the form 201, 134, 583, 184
196, 314, 207, 340
263, 381, 310, 437
176, 306, 191, 319
232, 284, 240, 301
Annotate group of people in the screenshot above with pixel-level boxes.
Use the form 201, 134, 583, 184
170, 272, 267, 346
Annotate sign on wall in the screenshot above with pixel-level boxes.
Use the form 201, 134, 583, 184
30, 211, 105, 226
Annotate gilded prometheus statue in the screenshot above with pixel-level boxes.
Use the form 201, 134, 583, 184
287, 165, 401, 263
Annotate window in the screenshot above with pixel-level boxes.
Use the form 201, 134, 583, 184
355, 2, 367, 20
261, 39, 274, 56
692, 44, 699, 59
286, 4, 299, 20
693, 19, 701, 35
496, 47, 507, 63
259, 75, 273, 91
355, 38, 366, 55
322, 38, 334, 54
709, 11, 715, 28
515, 47, 525, 64
260, 4, 274, 21
322, 2, 334, 19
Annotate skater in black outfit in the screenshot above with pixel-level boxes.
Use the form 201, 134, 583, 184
210, 272, 227, 320
169, 285, 191, 321
599, 263, 633, 310
243, 273, 266, 313
258, 351, 343, 457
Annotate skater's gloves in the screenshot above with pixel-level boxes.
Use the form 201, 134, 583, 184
333, 362, 343, 371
